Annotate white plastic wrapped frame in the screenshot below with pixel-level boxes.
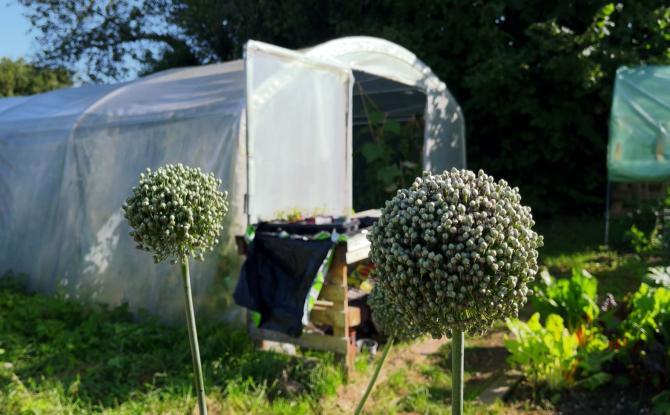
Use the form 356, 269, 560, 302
0, 36, 465, 321
306, 36, 466, 172
244, 41, 354, 224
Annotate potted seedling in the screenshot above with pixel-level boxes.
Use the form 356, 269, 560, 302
356, 169, 542, 415
123, 164, 228, 415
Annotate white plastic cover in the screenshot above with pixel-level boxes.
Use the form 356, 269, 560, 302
307, 36, 466, 171
608, 66, 670, 182
245, 41, 353, 222
0, 36, 465, 319
0, 62, 248, 320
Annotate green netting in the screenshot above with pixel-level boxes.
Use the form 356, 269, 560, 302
608, 66, 670, 182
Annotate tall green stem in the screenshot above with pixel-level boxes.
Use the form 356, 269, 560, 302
181, 256, 207, 415
354, 336, 394, 415
452, 331, 464, 415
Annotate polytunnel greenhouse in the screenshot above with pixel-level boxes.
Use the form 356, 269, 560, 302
608, 65, 670, 182
0, 37, 466, 319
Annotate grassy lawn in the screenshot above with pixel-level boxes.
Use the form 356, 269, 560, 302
359, 331, 515, 415
0, 215, 660, 414
537, 215, 655, 298
0, 275, 344, 414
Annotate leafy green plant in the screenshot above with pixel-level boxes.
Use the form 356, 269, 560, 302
531, 269, 600, 331
352, 109, 423, 211
621, 283, 670, 345
627, 224, 662, 255
617, 283, 670, 413
622, 187, 670, 255
529, 267, 670, 409
505, 313, 610, 396
506, 313, 579, 392
652, 390, 670, 415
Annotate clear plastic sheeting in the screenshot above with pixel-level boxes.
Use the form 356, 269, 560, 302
307, 36, 466, 172
245, 41, 353, 222
0, 62, 247, 321
608, 66, 670, 182
352, 71, 426, 126
0, 36, 465, 320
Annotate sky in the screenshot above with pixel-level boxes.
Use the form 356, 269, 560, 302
0, 1, 34, 60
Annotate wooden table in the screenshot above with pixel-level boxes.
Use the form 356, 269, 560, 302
236, 232, 371, 375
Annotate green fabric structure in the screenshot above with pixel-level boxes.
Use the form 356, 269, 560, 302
608, 66, 670, 182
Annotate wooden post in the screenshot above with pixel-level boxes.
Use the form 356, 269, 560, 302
325, 243, 354, 374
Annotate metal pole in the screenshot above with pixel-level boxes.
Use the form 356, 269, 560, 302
243, 43, 252, 228
181, 256, 207, 415
452, 331, 464, 415
605, 180, 611, 247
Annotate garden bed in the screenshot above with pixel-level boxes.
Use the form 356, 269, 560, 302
1, 215, 667, 414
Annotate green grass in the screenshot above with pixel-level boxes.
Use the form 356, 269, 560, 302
1, 215, 660, 414
363, 363, 511, 415
0, 274, 343, 414
361, 332, 510, 415
537, 216, 653, 298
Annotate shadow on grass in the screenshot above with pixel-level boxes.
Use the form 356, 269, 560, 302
536, 216, 606, 258
410, 341, 509, 407
535, 215, 655, 299
0, 274, 339, 411
541, 249, 649, 299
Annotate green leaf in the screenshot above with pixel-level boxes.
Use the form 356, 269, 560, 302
367, 111, 383, 125
361, 142, 385, 162
376, 165, 401, 185
652, 390, 670, 414
574, 372, 612, 390
383, 120, 401, 135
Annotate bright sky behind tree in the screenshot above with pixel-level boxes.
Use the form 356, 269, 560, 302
0, 2, 33, 59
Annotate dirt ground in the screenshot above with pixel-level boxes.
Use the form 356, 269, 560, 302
320, 325, 655, 415
320, 328, 537, 414
321, 337, 448, 413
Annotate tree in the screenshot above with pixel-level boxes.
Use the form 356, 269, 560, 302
18, 0, 670, 214
0, 58, 71, 97
17, 0, 337, 82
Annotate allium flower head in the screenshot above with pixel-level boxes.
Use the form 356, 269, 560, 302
123, 164, 229, 263
368, 169, 543, 339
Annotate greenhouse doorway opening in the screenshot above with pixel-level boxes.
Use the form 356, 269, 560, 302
351, 71, 427, 212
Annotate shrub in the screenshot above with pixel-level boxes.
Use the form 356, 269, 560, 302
512, 267, 670, 411
505, 313, 610, 393
531, 268, 600, 331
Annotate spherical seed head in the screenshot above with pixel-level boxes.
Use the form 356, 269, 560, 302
123, 164, 229, 263
368, 168, 543, 339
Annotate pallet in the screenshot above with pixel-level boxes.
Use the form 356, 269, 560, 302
237, 237, 369, 375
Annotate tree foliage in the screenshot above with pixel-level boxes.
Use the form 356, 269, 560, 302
18, 0, 670, 214
0, 58, 70, 97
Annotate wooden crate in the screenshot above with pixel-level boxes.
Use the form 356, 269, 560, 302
237, 239, 366, 375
